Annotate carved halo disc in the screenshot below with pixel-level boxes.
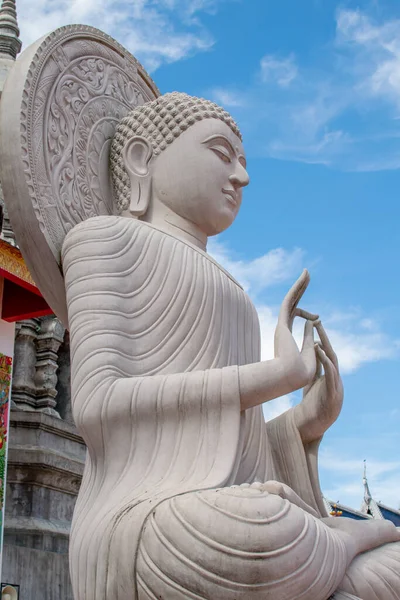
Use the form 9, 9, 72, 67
0, 25, 159, 327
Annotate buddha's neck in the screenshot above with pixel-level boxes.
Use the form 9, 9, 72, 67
140, 201, 207, 251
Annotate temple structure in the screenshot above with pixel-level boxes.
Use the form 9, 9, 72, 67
325, 462, 400, 526
0, 3, 84, 598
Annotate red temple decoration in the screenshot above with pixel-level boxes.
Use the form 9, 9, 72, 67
0, 239, 51, 322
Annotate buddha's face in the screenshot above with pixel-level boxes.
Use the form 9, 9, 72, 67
149, 118, 249, 236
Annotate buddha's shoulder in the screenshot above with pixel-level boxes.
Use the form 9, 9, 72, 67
63, 217, 163, 255
64, 216, 140, 243
61, 217, 170, 268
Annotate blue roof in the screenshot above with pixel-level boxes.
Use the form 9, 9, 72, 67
378, 503, 400, 527
326, 500, 371, 521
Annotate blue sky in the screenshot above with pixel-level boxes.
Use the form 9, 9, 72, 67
19, 0, 400, 510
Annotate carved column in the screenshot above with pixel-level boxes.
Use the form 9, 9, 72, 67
55, 330, 73, 424
11, 318, 40, 410
34, 315, 65, 417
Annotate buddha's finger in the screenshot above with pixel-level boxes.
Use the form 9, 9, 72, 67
295, 308, 319, 321
300, 320, 317, 381
302, 340, 321, 397
314, 343, 323, 379
290, 307, 318, 336
315, 345, 336, 393
279, 270, 310, 326
314, 320, 339, 370
301, 320, 315, 352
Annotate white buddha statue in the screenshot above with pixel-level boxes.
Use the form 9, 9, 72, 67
63, 92, 400, 600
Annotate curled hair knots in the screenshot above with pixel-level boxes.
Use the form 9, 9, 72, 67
110, 92, 242, 213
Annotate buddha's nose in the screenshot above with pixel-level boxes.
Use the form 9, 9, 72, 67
229, 165, 249, 189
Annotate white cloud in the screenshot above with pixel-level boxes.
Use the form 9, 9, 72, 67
208, 240, 399, 374
208, 238, 305, 295
210, 88, 247, 108
324, 327, 396, 374
16, 0, 232, 72
336, 8, 400, 108
323, 310, 399, 374
208, 9, 400, 171
260, 54, 298, 87
320, 451, 400, 477
263, 394, 294, 422
266, 130, 350, 167
257, 302, 398, 374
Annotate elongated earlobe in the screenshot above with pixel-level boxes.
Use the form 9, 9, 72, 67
122, 136, 153, 216
129, 177, 152, 217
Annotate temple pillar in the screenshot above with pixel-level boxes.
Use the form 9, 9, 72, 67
11, 319, 39, 411
34, 316, 65, 417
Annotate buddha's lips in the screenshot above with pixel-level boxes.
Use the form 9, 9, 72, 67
222, 188, 238, 206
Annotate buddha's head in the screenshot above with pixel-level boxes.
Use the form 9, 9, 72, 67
110, 92, 249, 238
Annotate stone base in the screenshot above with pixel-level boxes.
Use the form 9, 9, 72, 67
2, 544, 72, 600
2, 410, 85, 599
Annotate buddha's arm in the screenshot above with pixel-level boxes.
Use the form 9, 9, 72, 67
74, 350, 314, 425
71, 286, 318, 423
69, 271, 319, 419
70, 313, 315, 425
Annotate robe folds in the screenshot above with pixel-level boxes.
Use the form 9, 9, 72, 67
62, 216, 356, 600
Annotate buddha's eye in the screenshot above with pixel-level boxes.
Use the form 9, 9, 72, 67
211, 146, 231, 163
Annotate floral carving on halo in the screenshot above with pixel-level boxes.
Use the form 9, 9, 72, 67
19, 26, 159, 262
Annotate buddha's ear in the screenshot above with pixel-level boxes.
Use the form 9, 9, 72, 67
122, 136, 153, 216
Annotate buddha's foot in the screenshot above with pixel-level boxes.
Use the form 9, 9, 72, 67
339, 539, 400, 600
136, 483, 350, 600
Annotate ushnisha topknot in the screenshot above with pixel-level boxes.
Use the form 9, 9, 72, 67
110, 91, 242, 213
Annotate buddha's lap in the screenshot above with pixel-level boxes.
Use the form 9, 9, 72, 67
135, 485, 400, 599
136, 484, 350, 599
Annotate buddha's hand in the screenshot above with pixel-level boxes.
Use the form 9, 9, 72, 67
294, 320, 344, 444
275, 269, 319, 392
260, 481, 319, 518
239, 270, 319, 410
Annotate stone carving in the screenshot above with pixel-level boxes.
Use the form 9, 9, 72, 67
1, 28, 400, 600
34, 316, 65, 416
0, 25, 158, 325
11, 316, 65, 416
12, 319, 40, 410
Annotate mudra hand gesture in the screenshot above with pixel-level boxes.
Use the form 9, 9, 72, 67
239, 269, 321, 410
294, 319, 344, 443
274, 268, 319, 390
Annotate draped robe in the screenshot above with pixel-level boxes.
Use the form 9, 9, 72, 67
63, 216, 399, 600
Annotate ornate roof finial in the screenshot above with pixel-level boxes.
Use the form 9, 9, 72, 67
0, 0, 21, 60
361, 459, 383, 519
363, 459, 372, 503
